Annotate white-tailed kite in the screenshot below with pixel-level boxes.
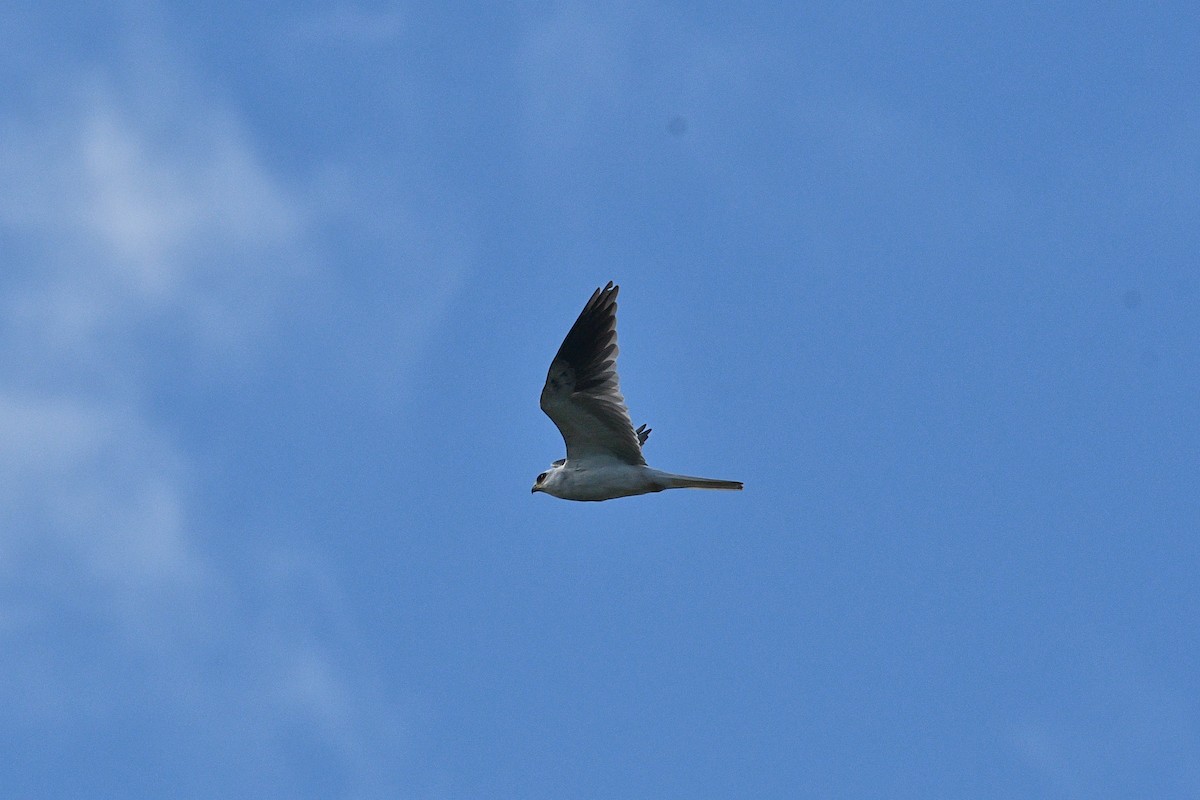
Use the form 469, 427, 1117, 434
532, 282, 743, 501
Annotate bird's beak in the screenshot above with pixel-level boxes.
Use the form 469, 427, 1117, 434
531, 485, 539, 494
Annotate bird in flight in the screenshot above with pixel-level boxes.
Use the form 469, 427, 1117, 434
533, 282, 743, 501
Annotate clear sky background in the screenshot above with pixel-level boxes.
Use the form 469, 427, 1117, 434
2, 2, 1198, 798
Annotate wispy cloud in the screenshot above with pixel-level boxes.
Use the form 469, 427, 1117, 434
0, 75, 285, 600
0, 36, 413, 795
1, 80, 303, 354
0, 394, 192, 587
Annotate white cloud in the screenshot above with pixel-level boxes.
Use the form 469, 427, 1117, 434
0, 68, 301, 592
0, 43, 412, 793
79, 99, 297, 295
1, 80, 303, 354
0, 393, 192, 587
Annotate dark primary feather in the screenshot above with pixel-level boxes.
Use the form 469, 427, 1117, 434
636, 424, 651, 446
540, 282, 647, 465
549, 282, 619, 393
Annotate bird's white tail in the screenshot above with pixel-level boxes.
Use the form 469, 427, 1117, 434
654, 472, 743, 491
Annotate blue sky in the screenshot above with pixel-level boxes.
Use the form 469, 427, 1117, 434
2, 2, 1197, 797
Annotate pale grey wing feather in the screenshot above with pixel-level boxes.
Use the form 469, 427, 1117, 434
540, 282, 646, 466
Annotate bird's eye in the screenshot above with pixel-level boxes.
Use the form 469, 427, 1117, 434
536, 472, 547, 483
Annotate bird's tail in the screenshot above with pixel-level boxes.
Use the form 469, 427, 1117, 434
653, 471, 743, 491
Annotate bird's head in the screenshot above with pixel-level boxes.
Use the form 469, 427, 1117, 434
531, 463, 565, 496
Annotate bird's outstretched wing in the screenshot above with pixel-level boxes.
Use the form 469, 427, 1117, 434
540, 282, 646, 466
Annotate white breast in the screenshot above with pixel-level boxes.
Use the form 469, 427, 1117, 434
549, 459, 662, 502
